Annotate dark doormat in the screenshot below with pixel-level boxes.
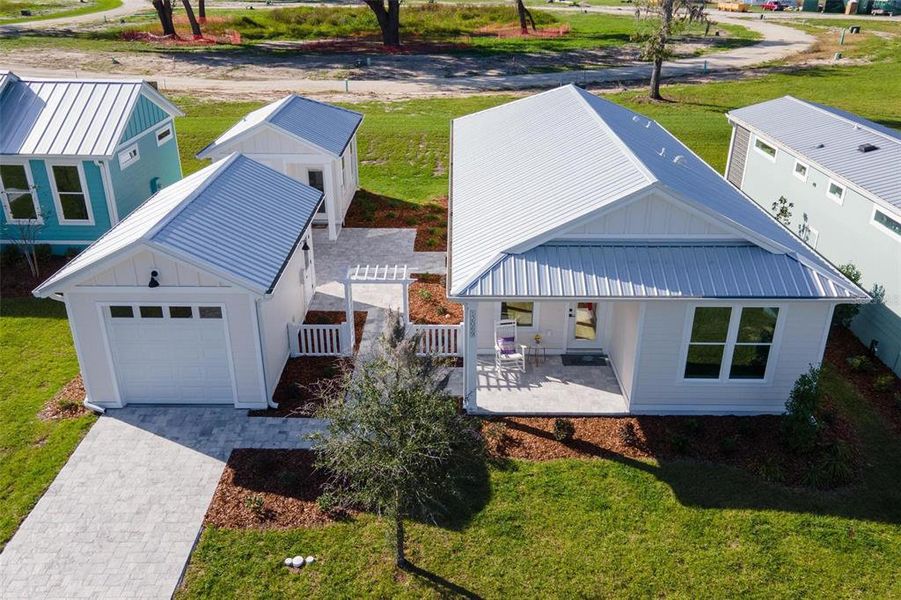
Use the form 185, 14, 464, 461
561, 354, 608, 366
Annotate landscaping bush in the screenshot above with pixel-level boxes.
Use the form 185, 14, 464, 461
435, 305, 449, 316
846, 354, 874, 372
873, 374, 895, 393
552, 418, 575, 443
757, 456, 785, 483
244, 494, 266, 520
832, 264, 863, 328
783, 365, 822, 452
620, 422, 640, 447
417, 288, 434, 302
812, 439, 855, 488
34, 244, 52, 264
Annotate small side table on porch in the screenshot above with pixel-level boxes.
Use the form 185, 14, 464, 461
527, 342, 547, 366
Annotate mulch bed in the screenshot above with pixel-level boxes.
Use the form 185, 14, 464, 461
1, 255, 70, 298
250, 310, 367, 418
38, 375, 90, 421
824, 326, 901, 432
344, 191, 447, 252
204, 449, 348, 530
409, 273, 462, 325
483, 410, 859, 488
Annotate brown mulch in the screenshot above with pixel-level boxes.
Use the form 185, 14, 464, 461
38, 375, 90, 421
204, 449, 349, 530
824, 326, 901, 432
409, 273, 462, 325
1, 255, 70, 298
483, 411, 859, 488
344, 191, 447, 252
250, 310, 367, 418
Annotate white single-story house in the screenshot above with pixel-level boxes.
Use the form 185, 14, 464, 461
196, 94, 362, 241
448, 85, 869, 416
33, 154, 323, 410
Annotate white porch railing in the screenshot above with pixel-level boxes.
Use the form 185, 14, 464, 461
409, 322, 463, 357
289, 323, 350, 357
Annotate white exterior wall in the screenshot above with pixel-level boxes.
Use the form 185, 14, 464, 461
606, 302, 642, 404
257, 232, 313, 396
476, 300, 570, 353
204, 128, 359, 241
631, 300, 834, 414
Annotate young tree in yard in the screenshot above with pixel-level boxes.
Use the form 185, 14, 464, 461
363, 0, 401, 46
312, 312, 485, 568
635, 0, 706, 100
2, 211, 48, 279
515, 0, 536, 34
151, 0, 176, 37
181, 0, 203, 38
833, 263, 864, 328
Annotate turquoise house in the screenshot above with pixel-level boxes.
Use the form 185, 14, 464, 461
0, 71, 183, 253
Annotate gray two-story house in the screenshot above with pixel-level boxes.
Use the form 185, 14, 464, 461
726, 96, 900, 375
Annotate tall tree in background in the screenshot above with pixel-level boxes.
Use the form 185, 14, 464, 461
198, 0, 206, 21
515, 0, 536, 34
311, 312, 485, 568
151, 0, 176, 36
363, 0, 401, 46
181, 0, 203, 38
636, 0, 706, 100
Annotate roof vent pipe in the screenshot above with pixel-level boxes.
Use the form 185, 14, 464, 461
858, 143, 879, 153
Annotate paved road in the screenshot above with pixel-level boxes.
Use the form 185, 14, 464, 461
0, 0, 146, 32
0, 408, 326, 599
1, 15, 814, 96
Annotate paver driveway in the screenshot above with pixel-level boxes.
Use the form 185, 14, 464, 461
0, 408, 326, 599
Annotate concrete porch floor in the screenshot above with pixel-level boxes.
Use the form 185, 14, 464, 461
471, 356, 628, 416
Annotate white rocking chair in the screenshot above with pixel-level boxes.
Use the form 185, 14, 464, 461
495, 319, 526, 373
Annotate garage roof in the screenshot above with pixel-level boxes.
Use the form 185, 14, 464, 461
196, 94, 363, 159
34, 154, 323, 297
0, 71, 182, 157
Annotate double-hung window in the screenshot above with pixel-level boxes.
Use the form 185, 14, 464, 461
683, 306, 780, 381
0, 163, 40, 223
50, 164, 93, 224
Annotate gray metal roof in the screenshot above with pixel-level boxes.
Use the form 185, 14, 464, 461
197, 94, 363, 158
34, 154, 323, 296
728, 96, 901, 211
459, 243, 862, 299
0, 73, 182, 157
449, 85, 862, 300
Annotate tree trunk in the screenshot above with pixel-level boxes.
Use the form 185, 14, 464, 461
364, 0, 401, 46
151, 0, 176, 36
394, 512, 407, 569
649, 56, 663, 100
515, 0, 536, 34
198, 0, 205, 21
647, 0, 673, 100
181, 0, 202, 38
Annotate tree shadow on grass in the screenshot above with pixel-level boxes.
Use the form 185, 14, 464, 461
403, 561, 484, 600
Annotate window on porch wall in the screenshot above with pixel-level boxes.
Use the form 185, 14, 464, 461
500, 301, 534, 327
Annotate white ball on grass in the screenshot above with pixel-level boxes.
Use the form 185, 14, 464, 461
305, 556, 315, 565
292, 556, 305, 568
284, 557, 293, 567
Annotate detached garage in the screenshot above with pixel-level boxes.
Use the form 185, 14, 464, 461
33, 153, 323, 410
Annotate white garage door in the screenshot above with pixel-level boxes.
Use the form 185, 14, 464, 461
104, 304, 235, 404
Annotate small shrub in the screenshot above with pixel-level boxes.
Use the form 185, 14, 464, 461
482, 419, 508, 443
35, 244, 52, 264
552, 418, 575, 443
404, 216, 418, 226
873, 374, 895, 393
832, 264, 863, 327
719, 434, 740, 455
244, 494, 266, 519
1, 245, 21, 267
812, 440, 855, 488
435, 305, 449, 316
385, 210, 398, 220
426, 237, 439, 248
783, 366, 822, 452
670, 433, 690, 455
316, 491, 339, 514
620, 422, 640, 447
757, 456, 784, 483
417, 288, 434, 302
846, 355, 874, 372
682, 417, 702, 436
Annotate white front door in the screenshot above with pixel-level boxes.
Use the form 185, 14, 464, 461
567, 302, 604, 350
104, 303, 235, 404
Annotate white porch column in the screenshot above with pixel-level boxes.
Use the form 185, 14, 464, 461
401, 281, 410, 326
344, 275, 355, 355
463, 303, 479, 412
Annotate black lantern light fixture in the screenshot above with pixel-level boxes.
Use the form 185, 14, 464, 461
148, 270, 160, 288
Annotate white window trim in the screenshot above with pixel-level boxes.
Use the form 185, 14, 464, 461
0, 160, 43, 225
752, 136, 777, 162
792, 159, 808, 182
826, 178, 845, 205
118, 144, 140, 170
103, 302, 226, 320
677, 303, 785, 384
870, 205, 901, 242
497, 300, 540, 331
47, 161, 95, 226
155, 124, 173, 147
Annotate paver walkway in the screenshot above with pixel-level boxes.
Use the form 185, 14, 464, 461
0, 409, 326, 599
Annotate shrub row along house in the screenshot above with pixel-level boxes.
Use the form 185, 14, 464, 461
726, 96, 901, 376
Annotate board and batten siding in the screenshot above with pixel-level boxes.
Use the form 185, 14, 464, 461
119, 95, 170, 144
727, 125, 750, 187
109, 119, 183, 219
630, 300, 833, 414
78, 248, 228, 288
606, 302, 641, 404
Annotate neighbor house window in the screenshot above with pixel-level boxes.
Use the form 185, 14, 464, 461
873, 209, 901, 240
500, 301, 534, 327
826, 180, 845, 204
0, 163, 40, 223
684, 306, 780, 381
793, 160, 808, 181
50, 164, 92, 224
155, 124, 173, 146
118, 144, 140, 169
754, 137, 776, 161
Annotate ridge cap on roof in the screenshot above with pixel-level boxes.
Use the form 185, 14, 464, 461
283, 93, 364, 118
452, 85, 574, 125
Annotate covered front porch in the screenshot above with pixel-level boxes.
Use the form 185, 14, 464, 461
469, 356, 628, 416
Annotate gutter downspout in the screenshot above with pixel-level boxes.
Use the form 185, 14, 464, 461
254, 296, 279, 409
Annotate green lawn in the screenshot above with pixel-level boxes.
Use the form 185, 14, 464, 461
0, 0, 119, 24
177, 368, 901, 598
0, 298, 96, 549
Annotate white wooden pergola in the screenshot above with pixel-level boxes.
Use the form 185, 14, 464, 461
342, 264, 414, 351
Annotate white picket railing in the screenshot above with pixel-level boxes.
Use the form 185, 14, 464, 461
289, 323, 349, 357
410, 323, 463, 357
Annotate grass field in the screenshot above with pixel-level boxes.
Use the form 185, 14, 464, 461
0, 299, 96, 549
176, 367, 901, 598
0, 0, 119, 23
